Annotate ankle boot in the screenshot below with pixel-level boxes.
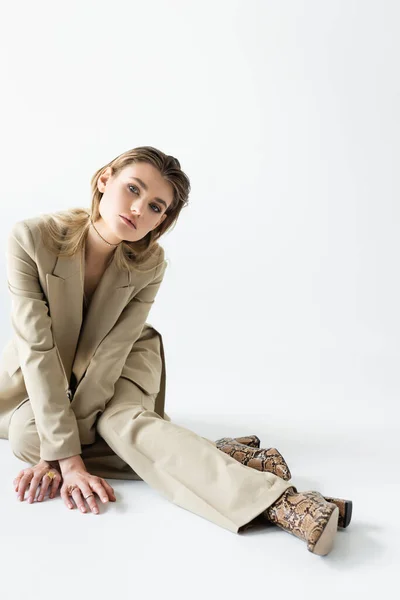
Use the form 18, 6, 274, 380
214, 437, 291, 481
228, 435, 261, 448
262, 485, 339, 555
214, 435, 352, 529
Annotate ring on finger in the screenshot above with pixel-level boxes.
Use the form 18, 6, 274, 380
67, 484, 78, 496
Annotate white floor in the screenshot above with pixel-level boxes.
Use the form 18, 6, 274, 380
0, 412, 397, 600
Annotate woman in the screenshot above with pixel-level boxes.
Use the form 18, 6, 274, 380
0, 146, 348, 556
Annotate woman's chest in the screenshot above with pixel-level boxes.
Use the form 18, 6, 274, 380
84, 273, 101, 303
83, 261, 108, 309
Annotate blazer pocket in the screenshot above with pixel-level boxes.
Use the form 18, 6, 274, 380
0, 339, 21, 378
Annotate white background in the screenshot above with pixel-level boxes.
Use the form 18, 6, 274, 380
0, 1, 398, 598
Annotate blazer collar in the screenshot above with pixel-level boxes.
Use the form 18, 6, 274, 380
46, 240, 135, 392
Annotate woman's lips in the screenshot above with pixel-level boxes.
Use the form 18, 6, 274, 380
120, 215, 136, 229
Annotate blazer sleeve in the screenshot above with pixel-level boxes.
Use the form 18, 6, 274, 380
70, 251, 168, 439
6, 221, 82, 462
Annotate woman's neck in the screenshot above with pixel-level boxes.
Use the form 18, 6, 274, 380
84, 221, 119, 267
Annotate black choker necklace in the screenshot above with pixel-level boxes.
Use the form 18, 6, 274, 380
90, 217, 120, 247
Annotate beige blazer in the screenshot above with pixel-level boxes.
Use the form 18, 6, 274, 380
0, 213, 168, 461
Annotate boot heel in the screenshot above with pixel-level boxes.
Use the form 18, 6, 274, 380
322, 496, 352, 528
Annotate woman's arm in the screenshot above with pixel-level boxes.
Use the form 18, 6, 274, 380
6, 221, 82, 462
58, 455, 86, 473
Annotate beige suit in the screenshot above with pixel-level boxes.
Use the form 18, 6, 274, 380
0, 213, 292, 533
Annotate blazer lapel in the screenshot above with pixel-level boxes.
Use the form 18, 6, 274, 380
46, 241, 135, 392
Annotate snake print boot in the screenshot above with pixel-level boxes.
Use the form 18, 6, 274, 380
214, 435, 352, 529
227, 435, 261, 448
215, 436, 291, 480
262, 486, 339, 555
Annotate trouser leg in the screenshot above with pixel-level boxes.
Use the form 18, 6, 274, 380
7, 386, 294, 533
8, 400, 41, 464
7, 399, 141, 479
96, 377, 293, 534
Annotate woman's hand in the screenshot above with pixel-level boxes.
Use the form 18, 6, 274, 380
60, 466, 116, 514
13, 460, 62, 503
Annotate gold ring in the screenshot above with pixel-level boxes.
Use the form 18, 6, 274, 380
67, 484, 77, 496
45, 471, 56, 480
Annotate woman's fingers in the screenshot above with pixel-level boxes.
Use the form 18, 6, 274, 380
13, 470, 25, 493
49, 475, 61, 499
59, 475, 116, 514
92, 481, 111, 504
71, 487, 87, 513
60, 485, 75, 510
14, 469, 31, 498
36, 477, 50, 502
71, 486, 101, 514
80, 485, 100, 514
27, 475, 42, 503
41, 470, 61, 501
99, 478, 117, 501
14, 465, 62, 502
16, 473, 32, 501
37, 474, 51, 502
60, 484, 93, 514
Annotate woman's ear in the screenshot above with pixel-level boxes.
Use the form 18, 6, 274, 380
97, 167, 112, 193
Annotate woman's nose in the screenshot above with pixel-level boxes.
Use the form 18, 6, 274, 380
129, 202, 142, 216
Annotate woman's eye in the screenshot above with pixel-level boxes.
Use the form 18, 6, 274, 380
128, 185, 161, 213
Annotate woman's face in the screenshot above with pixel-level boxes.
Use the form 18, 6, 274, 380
97, 162, 174, 243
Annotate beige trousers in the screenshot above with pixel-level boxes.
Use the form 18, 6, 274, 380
6, 380, 293, 534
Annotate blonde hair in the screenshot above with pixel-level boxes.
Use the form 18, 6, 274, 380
37, 146, 191, 271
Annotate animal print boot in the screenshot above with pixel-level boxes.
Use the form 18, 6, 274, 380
262, 486, 339, 555
227, 435, 261, 448
214, 436, 291, 480
214, 435, 352, 529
